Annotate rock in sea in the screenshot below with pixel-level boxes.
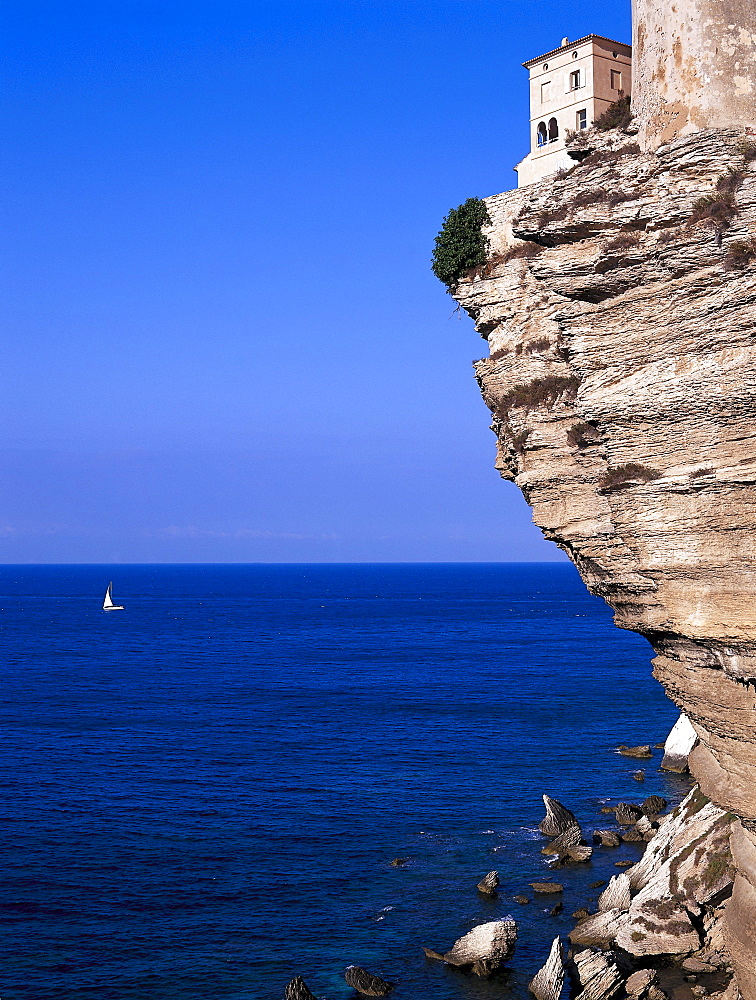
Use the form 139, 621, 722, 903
539, 794, 579, 837
477, 870, 500, 895
529, 935, 564, 1000
343, 965, 394, 996
284, 976, 317, 1000
641, 795, 666, 816
593, 830, 621, 847
616, 745, 654, 759
424, 918, 517, 977
615, 802, 643, 825
530, 882, 564, 893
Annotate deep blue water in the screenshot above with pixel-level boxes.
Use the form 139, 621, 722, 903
0, 563, 691, 1000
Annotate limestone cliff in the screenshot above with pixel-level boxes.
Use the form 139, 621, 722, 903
451, 126, 756, 999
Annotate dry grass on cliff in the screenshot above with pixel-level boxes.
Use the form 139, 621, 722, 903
723, 236, 756, 271
495, 375, 580, 418
689, 168, 747, 235
599, 463, 660, 491
468, 241, 544, 279
567, 421, 602, 449
604, 233, 641, 253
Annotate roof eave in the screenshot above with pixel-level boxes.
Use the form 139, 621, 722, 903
522, 35, 631, 69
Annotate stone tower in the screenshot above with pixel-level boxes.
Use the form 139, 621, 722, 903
632, 0, 756, 149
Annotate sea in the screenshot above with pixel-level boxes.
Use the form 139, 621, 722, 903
0, 563, 692, 1000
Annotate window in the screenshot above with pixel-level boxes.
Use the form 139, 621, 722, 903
542, 62, 549, 70
537, 122, 548, 147
548, 118, 559, 142
576, 109, 587, 130
572, 50, 579, 59
570, 69, 581, 90
541, 81, 551, 103
611, 69, 622, 90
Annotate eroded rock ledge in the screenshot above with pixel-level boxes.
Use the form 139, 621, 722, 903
451, 127, 756, 999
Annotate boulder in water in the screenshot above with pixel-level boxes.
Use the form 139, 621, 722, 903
284, 977, 317, 1000
641, 795, 666, 816
477, 870, 500, 895
539, 795, 579, 837
529, 936, 564, 1000
343, 965, 394, 996
426, 918, 517, 977
530, 882, 564, 893
615, 802, 643, 825
593, 830, 621, 847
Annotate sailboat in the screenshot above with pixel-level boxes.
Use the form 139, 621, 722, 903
102, 582, 124, 611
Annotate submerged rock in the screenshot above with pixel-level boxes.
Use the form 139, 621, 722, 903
617, 745, 654, 759
539, 795, 579, 837
660, 713, 698, 773
425, 918, 517, 977
343, 965, 394, 996
514, 894, 531, 904
633, 770, 646, 782
529, 935, 564, 1000
477, 870, 500, 895
530, 882, 564, 893
284, 977, 317, 1000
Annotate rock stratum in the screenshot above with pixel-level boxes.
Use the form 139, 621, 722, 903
451, 126, 756, 999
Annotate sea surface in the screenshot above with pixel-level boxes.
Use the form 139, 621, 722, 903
0, 563, 692, 1000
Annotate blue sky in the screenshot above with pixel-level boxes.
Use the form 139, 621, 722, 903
2, 1, 631, 562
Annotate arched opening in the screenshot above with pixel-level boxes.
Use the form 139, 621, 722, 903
537, 122, 548, 147
548, 118, 559, 142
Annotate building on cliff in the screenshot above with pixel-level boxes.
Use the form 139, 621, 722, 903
515, 35, 632, 187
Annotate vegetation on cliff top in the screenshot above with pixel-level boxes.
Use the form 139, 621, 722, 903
431, 197, 490, 289
594, 94, 632, 132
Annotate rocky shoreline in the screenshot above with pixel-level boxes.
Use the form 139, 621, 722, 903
286, 718, 739, 999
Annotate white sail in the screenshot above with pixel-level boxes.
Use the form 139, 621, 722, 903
103, 582, 124, 611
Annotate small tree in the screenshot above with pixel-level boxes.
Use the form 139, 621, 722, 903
431, 197, 491, 290
594, 94, 632, 131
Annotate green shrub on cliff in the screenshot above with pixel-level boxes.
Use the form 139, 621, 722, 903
431, 197, 491, 290
594, 94, 632, 131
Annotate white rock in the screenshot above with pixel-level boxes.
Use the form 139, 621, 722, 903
661, 713, 698, 772
598, 873, 631, 912
572, 949, 623, 1000
529, 936, 564, 1000
441, 918, 517, 976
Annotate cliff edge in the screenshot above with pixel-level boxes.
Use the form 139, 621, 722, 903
450, 126, 756, 999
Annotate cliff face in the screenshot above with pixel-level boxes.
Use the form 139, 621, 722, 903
452, 127, 756, 999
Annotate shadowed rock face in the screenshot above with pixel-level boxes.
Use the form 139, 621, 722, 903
451, 126, 756, 998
